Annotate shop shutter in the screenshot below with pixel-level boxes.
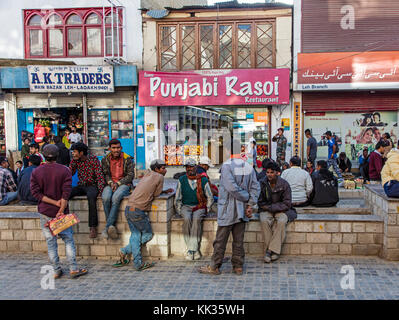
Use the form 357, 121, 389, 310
16, 93, 83, 108
302, 0, 399, 53
86, 90, 134, 108
303, 92, 399, 112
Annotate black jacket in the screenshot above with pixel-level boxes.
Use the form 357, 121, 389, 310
258, 176, 292, 213
17, 165, 38, 204
337, 157, 352, 172
55, 142, 71, 166
310, 169, 339, 207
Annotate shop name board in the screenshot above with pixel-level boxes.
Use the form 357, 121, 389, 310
27, 65, 114, 93
139, 69, 290, 106
297, 51, 399, 90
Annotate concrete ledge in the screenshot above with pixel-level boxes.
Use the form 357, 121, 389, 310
0, 212, 40, 219
365, 184, 399, 202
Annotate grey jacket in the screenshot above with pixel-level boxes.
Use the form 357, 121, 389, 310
217, 158, 261, 227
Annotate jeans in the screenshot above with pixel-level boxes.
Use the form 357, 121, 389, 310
0, 191, 18, 206
102, 185, 130, 229
39, 214, 78, 272
69, 185, 99, 227
121, 207, 153, 269
384, 180, 399, 198
327, 158, 343, 180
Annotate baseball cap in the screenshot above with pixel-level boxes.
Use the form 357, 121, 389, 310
199, 156, 214, 167
184, 158, 197, 167
42, 144, 59, 158
150, 159, 166, 167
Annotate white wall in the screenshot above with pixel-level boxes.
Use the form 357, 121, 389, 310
0, 0, 143, 65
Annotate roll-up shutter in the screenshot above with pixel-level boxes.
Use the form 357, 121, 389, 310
86, 90, 134, 108
303, 92, 399, 112
16, 93, 83, 108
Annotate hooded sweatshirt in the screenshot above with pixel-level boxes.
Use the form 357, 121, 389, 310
310, 169, 339, 207
381, 149, 399, 186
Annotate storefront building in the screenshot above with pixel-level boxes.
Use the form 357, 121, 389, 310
1, 64, 137, 159
293, 0, 399, 166
139, 2, 293, 169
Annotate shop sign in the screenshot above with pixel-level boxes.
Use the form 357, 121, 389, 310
293, 102, 301, 157
298, 51, 399, 90
139, 69, 290, 106
27, 65, 114, 93
254, 112, 268, 123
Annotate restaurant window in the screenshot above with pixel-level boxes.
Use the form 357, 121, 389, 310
24, 8, 123, 58
158, 20, 275, 71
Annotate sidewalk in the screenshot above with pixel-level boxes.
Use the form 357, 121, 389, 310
1, 253, 399, 300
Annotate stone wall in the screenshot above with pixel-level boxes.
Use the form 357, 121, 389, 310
365, 185, 399, 260
171, 215, 383, 257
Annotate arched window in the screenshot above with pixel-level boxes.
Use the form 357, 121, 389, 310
28, 15, 42, 26
86, 13, 101, 24
66, 14, 83, 56
47, 14, 63, 57
27, 14, 44, 56
85, 12, 102, 56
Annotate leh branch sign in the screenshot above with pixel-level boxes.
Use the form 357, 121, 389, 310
139, 69, 290, 106
28, 65, 114, 93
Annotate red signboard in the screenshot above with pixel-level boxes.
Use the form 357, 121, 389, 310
139, 69, 290, 106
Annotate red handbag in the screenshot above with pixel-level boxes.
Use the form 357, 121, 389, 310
45, 213, 80, 236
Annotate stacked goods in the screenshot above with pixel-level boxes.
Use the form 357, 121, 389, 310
344, 180, 356, 189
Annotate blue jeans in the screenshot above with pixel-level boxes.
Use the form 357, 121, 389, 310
102, 185, 131, 229
384, 180, 399, 198
0, 192, 18, 206
39, 214, 78, 272
121, 207, 153, 269
327, 158, 343, 180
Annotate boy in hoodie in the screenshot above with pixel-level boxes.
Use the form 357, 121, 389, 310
381, 143, 399, 198
310, 160, 339, 207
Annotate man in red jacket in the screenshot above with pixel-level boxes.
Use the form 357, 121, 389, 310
368, 141, 385, 184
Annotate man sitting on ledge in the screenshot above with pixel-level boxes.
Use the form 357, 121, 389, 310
381, 143, 399, 198
310, 160, 339, 207
281, 156, 313, 207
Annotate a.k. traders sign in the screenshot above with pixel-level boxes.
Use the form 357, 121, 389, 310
27, 65, 114, 93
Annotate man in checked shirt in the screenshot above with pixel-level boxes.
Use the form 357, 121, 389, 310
69, 142, 106, 238
0, 164, 17, 205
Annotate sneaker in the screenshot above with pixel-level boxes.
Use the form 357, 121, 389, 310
101, 228, 109, 240
108, 226, 118, 240
185, 251, 194, 261
271, 253, 280, 261
264, 251, 272, 263
193, 251, 202, 260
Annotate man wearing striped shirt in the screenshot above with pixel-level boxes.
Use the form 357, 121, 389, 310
0, 166, 18, 205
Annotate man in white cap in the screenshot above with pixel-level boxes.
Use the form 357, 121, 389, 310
174, 158, 214, 261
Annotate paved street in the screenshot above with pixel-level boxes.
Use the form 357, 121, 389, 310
1, 253, 399, 300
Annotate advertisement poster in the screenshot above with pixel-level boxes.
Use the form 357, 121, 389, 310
304, 111, 399, 163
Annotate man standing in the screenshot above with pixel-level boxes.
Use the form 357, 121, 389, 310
281, 156, 313, 207
369, 141, 385, 184
17, 155, 41, 205
101, 139, 134, 239
21, 138, 31, 167
272, 128, 287, 167
258, 162, 292, 263
325, 131, 343, 183
68, 126, 82, 146
30, 145, 87, 279
305, 129, 317, 167
0, 160, 18, 206
198, 140, 260, 275
114, 159, 172, 270
174, 158, 213, 261
69, 142, 106, 238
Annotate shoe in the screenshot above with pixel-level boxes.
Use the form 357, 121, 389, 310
108, 226, 118, 239
232, 267, 243, 275
136, 262, 156, 271
264, 251, 272, 263
198, 265, 221, 275
89, 227, 97, 238
193, 251, 202, 260
271, 253, 280, 261
112, 249, 131, 268
54, 269, 63, 279
70, 268, 88, 279
185, 251, 194, 261
101, 228, 109, 240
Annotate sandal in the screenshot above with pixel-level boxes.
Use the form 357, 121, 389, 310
70, 268, 88, 279
136, 262, 155, 271
198, 265, 221, 275
54, 269, 63, 279
232, 267, 243, 275
112, 258, 131, 268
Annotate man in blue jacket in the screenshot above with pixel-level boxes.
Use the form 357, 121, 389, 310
198, 140, 260, 275
17, 155, 41, 204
